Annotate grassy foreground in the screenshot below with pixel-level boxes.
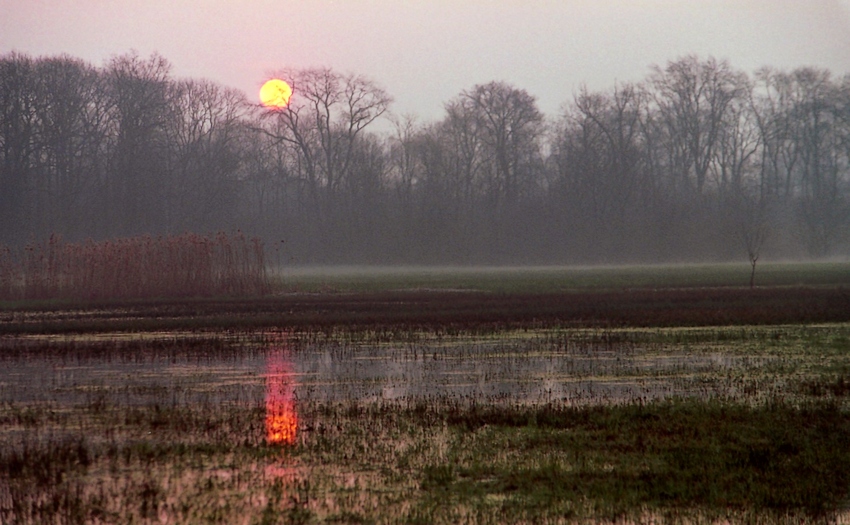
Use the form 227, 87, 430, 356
3, 323, 850, 523
3, 397, 850, 524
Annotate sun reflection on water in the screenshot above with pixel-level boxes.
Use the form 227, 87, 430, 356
265, 343, 298, 446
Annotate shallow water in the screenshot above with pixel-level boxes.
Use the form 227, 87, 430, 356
0, 330, 777, 409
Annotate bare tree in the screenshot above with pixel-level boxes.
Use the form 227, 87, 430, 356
564, 85, 650, 227
433, 82, 546, 260
30, 55, 109, 239
104, 51, 173, 236
713, 78, 761, 193
0, 53, 38, 244
439, 96, 485, 212
462, 81, 545, 209
166, 79, 250, 232
751, 68, 802, 201
386, 114, 422, 210
789, 68, 849, 256
261, 68, 391, 212
725, 189, 771, 288
649, 56, 748, 194
410, 121, 476, 260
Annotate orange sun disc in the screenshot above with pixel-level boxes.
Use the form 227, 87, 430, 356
259, 78, 292, 109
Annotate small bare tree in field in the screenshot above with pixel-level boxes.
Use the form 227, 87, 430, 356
730, 192, 770, 289
744, 218, 769, 289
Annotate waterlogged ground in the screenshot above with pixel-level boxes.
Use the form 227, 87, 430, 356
2, 324, 850, 523
5, 324, 850, 405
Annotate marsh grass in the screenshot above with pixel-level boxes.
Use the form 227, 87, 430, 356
2, 324, 850, 522
3, 396, 850, 524
434, 400, 850, 521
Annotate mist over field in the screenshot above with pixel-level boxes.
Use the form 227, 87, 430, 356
5, 5, 850, 518
1, 51, 849, 266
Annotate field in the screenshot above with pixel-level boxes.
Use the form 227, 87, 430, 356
2, 262, 850, 524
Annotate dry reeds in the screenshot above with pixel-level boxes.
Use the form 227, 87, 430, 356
0, 232, 269, 301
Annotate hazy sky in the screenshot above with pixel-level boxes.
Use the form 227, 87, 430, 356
3, 1, 850, 120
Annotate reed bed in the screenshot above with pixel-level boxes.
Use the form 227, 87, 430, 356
0, 232, 269, 301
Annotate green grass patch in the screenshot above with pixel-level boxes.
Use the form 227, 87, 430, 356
424, 400, 850, 521
272, 262, 850, 294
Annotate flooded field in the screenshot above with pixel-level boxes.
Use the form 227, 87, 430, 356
2, 326, 837, 410
3, 323, 850, 523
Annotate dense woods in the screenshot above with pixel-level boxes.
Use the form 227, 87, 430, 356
1, 51, 849, 264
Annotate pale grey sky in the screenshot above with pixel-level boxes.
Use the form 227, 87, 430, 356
2, 1, 850, 120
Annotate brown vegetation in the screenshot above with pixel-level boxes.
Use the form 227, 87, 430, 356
2, 286, 849, 335
0, 232, 268, 301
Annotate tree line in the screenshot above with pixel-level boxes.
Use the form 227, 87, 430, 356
2, 51, 849, 265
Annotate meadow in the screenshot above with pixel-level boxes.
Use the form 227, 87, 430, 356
2, 262, 850, 523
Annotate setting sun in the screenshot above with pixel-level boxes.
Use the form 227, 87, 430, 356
259, 78, 292, 109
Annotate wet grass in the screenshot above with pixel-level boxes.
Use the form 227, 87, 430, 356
2, 324, 850, 522
424, 399, 850, 522
3, 396, 850, 523
2, 263, 850, 523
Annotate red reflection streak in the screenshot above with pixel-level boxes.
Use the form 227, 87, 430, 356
265, 344, 298, 446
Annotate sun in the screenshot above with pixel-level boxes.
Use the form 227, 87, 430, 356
259, 78, 292, 110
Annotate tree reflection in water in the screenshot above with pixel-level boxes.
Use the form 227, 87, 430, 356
265, 340, 298, 445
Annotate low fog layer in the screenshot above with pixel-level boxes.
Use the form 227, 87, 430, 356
1, 52, 849, 265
